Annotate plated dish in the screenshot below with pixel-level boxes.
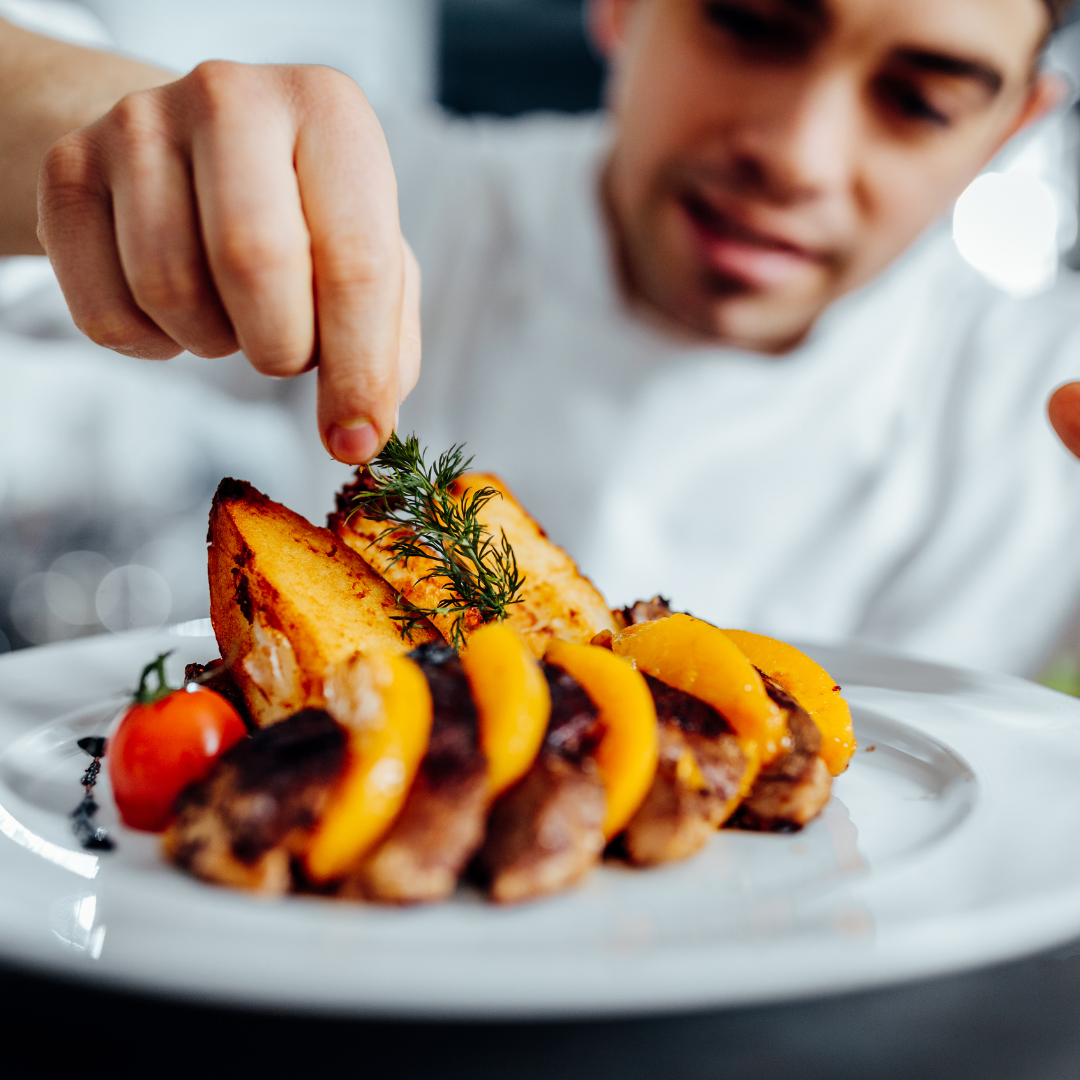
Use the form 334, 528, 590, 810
4, 626, 1080, 1016
3, 438, 1080, 1015
96, 436, 856, 907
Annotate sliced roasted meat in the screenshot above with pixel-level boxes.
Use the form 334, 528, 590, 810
623, 674, 749, 865
616, 603, 834, 833
621, 595, 674, 626
163, 708, 346, 893
345, 643, 488, 904
479, 663, 606, 903
729, 675, 832, 832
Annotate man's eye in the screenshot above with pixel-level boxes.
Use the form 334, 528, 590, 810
874, 75, 951, 128
704, 2, 773, 43
703, 2, 806, 55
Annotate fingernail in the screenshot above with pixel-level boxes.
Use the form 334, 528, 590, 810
327, 418, 379, 463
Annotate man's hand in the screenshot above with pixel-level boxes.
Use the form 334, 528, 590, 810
1049, 384, 1080, 460
36, 61, 417, 464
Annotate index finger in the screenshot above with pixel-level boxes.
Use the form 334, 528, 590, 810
292, 70, 404, 464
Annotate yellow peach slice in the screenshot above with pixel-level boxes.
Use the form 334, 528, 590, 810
461, 622, 551, 797
545, 638, 659, 839
612, 613, 786, 771
306, 653, 433, 882
722, 629, 855, 776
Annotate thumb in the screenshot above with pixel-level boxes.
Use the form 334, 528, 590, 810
1048, 382, 1080, 460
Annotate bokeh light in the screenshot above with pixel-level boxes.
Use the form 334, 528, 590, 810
95, 564, 172, 632
953, 172, 1060, 297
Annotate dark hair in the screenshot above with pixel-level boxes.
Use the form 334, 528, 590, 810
1043, 0, 1076, 29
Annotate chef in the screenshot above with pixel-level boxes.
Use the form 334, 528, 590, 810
0, 0, 1078, 673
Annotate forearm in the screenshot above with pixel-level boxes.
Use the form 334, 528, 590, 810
0, 17, 172, 254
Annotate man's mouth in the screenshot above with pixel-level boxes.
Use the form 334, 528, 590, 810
679, 190, 825, 290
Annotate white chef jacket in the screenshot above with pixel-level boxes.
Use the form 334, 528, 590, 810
387, 109, 1080, 676
3, 0, 1080, 674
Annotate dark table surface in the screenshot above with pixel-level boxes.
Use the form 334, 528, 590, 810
8, 939, 1080, 1079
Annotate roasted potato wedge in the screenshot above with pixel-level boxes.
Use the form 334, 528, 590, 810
330, 471, 619, 658
208, 478, 439, 727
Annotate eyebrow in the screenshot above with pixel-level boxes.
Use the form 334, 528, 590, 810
892, 49, 1004, 97
773, 0, 829, 30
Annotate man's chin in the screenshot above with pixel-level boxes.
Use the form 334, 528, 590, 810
651, 281, 824, 355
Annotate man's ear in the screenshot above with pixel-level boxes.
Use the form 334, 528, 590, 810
588, 0, 638, 59
1001, 72, 1070, 146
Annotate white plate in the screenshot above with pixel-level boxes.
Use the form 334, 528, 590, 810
1, 621, 1079, 1018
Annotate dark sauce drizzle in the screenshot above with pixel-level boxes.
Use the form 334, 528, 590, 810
71, 735, 114, 851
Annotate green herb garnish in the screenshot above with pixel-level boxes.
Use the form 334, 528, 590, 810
134, 651, 175, 705
349, 432, 524, 650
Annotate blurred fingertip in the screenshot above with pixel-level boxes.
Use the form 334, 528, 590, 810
1048, 382, 1080, 458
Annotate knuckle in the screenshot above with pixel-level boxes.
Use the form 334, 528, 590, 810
293, 63, 360, 104
76, 309, 162, 354
327, 367, 395, 416
244, 340, 312, 377
184, 60, 255, 118
38, 136, 98, 218
40, 133, 90, 183
100, 91, 171, 166
188, 338, 240, 361
317, 246, 397, 300
186, 59, 235, 94
128, 260, 206, 316
106, 91, 158, 141
215, 230, 298, 292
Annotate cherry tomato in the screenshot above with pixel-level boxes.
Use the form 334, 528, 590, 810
109, 653, 247, 831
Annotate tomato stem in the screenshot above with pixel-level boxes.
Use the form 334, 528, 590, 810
135, 651, 176, 705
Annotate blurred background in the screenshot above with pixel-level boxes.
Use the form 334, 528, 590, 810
0, 0, 606, 655
1, 0, 1080, 676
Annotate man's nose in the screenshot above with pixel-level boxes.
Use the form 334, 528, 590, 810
726, 73, 857, 205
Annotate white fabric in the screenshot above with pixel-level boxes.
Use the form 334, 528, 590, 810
0, 0, 109, 46
2, 0, 1079, 673
388, 110, 1080, 677
78, 0, 436, 109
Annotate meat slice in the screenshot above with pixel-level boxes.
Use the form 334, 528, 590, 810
623, 674, 749, 865
479, 663, 606, 903
345, 643, 489, 904
615, 601, 834, 834
729, 675, 832, 832
163, 709, 346, 893
621, 595, 674, 625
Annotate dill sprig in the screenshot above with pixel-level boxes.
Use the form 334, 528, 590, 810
348, 432, 525, 650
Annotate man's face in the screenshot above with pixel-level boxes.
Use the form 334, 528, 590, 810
599, 0, 1058, 351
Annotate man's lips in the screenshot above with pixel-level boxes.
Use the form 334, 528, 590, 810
679, 192, 824, 290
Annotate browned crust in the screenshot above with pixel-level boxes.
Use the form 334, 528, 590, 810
621, 595, 675, 626
343, 644, 491, 904
208, 477, 438, 725
345, 765, 489, 904
615, 603, 836, 836
729, 679, 833, 832
624, 723, 748, 865
330, 470, 618, 658
479, 755, 606, 904
162, 709, 346, 893
731, 755, 833, 832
